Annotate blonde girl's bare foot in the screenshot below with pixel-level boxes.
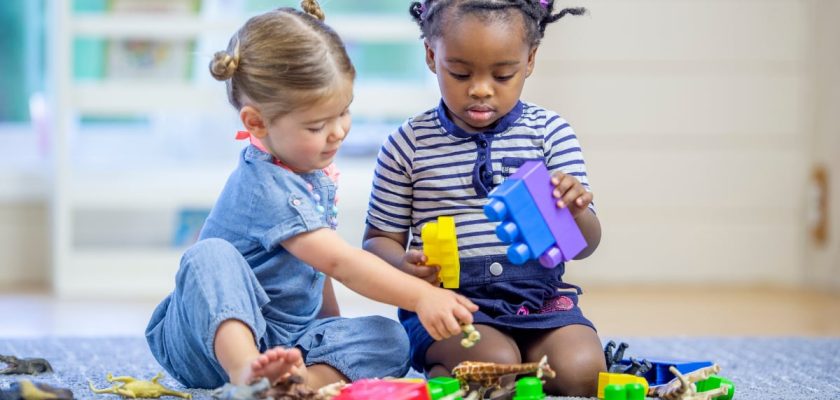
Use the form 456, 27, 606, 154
238, 347, 307, 385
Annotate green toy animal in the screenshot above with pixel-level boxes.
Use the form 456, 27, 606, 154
88, 372, 191, 399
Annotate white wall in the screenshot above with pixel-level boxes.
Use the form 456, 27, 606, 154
522, 0, 812, 285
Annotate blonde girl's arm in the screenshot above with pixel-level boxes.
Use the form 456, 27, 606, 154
282, 228, 477, 339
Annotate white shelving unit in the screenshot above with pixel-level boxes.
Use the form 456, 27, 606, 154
49, 2, 438, 298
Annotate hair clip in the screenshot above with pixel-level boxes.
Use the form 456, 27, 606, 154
539, 0, 549, 8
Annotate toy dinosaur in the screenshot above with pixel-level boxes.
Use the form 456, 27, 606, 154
0, 379, 74, 400
88, 372, 191, 399
211, 377, 271, 400
603, 341, 652, 376
649, 365, 730, 400
451, 355, 555, 398
0, 355, 54, 375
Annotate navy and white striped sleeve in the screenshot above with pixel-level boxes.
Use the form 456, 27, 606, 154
543, 113, 595, 210
366, 122, 417, 233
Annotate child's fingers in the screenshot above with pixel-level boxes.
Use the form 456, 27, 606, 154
405, 250, 427, 264
456, 294, 478, 312
443, 312, 463, 337
453, 303, 475, 326
562, 185, 586, 210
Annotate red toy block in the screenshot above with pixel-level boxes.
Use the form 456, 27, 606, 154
333, 379, 431, 400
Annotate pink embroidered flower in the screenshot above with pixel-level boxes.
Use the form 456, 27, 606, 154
539, 295, 574, 313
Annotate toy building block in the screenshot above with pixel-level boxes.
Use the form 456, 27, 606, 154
509, 161, 587, 265
427, 376, 462, 400
604, 383, 645, 400
484, 176, 556, 266
622, 358, 714, 385
597, 372, 648, 400
484, 161, 586, 268
333, 379, 430, 400
695, 375, 734, 400
512, 377, 545, 400
649, 365, 722, 400
422, 216, 461, 288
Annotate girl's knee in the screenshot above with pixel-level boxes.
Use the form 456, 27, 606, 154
178, 238, 246, 280
550, 350, 605, 397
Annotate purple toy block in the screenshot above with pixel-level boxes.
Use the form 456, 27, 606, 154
510, 161, 587, 266
485, 178, 555, 265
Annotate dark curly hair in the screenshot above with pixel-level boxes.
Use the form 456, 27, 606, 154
409, 0, 586, 46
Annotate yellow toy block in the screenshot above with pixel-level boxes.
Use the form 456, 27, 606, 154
597, 372, 648, 399
421, 216, 461, 289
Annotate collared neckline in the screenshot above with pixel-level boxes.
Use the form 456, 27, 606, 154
436, 99, 524, 139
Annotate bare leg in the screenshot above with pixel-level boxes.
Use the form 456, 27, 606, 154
306, 364, 348, 389
520, 325, 606, 397
426, 324, 522, 376
214, 319, 307, 386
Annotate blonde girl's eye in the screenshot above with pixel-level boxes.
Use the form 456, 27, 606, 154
308, 124, 326, 133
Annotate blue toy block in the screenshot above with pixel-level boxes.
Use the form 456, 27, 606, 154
485, 178, 555, 265
511, 161, 587, 266
620, 358, 714, 385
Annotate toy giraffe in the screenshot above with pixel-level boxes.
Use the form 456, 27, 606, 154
452, 355, 555, 397
89, 372, 192, 399
649, 365, 730, 400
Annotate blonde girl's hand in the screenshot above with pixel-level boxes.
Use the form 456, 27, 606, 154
415, 288, 477, 341
551, 171, 593, 219
402, 249, 441, 286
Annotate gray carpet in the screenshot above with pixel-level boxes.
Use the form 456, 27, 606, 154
1, 337, 839, 399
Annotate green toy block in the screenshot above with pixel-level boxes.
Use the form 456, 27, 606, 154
604, 384, 625, 400
428, 376, 461, 400
513, 377, 545, 400
604, 383, 645, 400
625, 383, 645, 400
695, 375, 735, 400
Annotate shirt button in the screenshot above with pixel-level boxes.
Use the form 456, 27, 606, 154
479, 155, 486, 161
489, 262, 503, 276
480, 142, 488, 148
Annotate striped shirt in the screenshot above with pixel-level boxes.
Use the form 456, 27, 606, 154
366, 100, 593, 259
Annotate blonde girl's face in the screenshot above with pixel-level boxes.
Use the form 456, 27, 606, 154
264, 79, 353, 173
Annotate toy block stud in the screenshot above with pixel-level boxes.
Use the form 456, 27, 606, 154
422, 216, 461, 288
603, 384, 625, 400
512, 377, 545, 400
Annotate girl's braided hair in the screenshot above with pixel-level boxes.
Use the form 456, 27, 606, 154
409, 0, 585, 46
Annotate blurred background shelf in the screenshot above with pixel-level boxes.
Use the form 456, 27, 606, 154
49, 0, 434, 297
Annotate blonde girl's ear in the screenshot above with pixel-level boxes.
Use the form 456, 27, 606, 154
240, 105, 268, 139
525, 46, 538, 78
424, 40, 437, 74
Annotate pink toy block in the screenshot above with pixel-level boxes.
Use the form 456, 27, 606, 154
510, 161, 587, 266
333, 379, 430, 400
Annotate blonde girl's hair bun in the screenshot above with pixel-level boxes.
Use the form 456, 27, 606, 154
209, 42, 240, 81
300, 0, 325, 21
